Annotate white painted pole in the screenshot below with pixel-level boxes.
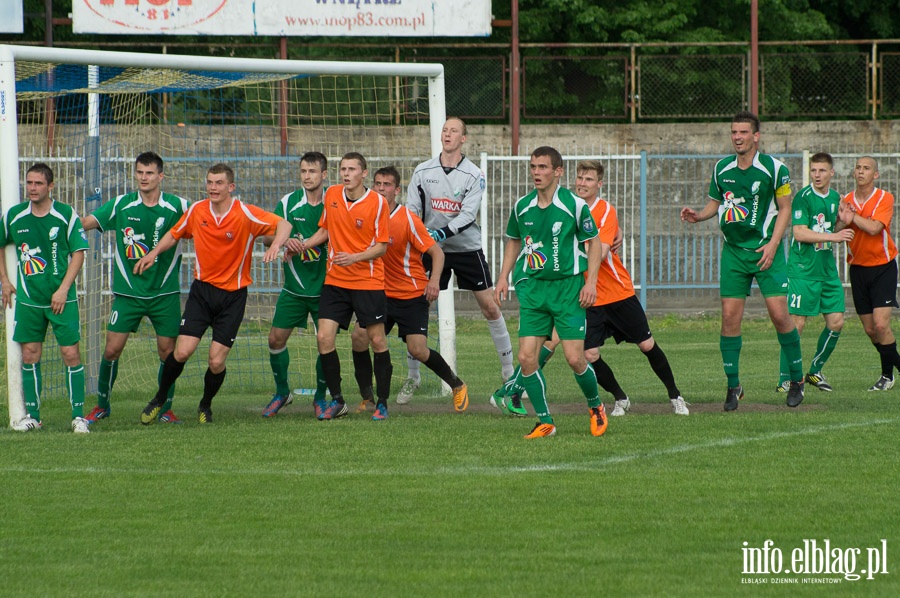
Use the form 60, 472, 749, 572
0, 46, 25, 427
427, 71, 456, 387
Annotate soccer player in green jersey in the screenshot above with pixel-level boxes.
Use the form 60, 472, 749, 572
681, 112, 805, 410
776, 153, 853, 393
82, 152, 189, 425
0, 163, 90, 432
494, 146, 605, 439
261, 151, 330, 418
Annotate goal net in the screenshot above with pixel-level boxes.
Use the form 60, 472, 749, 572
0, 45, 450, 425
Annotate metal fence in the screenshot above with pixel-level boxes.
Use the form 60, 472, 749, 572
21, 38, 900, 122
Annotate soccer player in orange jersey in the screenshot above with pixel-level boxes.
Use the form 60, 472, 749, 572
134, 164, 292, 424
837, 156, 900, 390
573, 160, 687, 416
298, 153, 392, 420
349, 166, 468, 418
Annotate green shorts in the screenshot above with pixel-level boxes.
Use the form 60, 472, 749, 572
13, 301, 81, 346
720, 242, 789, 299
788, 276, 845, 316
272, 291, 319, 330
108, 293, 181, 338
516, 276, 586, 340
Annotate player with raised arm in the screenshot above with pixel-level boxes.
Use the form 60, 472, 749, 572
349, 166, 468, 418
494, 146, 604, 439
681, 112, 805, 410
838, 156, 900, 391
135, 164, 291, 424
297, 153, 392, 420
260, 152, 329, 418
81, 152, 189, 425
775, 152, 852, 393
0, 163, 90, 432
405, 117, 514, 404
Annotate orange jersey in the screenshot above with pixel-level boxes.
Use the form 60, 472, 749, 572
170, 198, 280, 291
384, 205, 436, 299
587, 197, 635, 305
319, 185, 389, 290
842, 188, 898, 266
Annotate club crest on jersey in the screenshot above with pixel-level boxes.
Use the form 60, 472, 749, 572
48, 226, 59, 240
155, 217, 166, 230
522, 235, 547, 271
226, 231, 234, 240
355, 219, 363, 228
551, 222, 563, 236
19, 243, 46, 275
122, 226, 149, 259
300, 246, 322, 262
751, 181, 761, 195
722, 191, 749, 223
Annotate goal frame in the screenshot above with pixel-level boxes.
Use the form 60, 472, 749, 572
0, 45, 453, 427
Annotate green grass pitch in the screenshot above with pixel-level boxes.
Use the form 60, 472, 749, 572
1, 315, 898, 596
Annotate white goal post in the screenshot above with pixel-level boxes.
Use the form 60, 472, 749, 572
0, 45, 455, 427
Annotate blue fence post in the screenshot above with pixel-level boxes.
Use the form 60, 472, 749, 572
639, 150, 648, 307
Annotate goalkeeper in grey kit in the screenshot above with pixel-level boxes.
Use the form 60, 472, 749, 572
406, 117, 515, 403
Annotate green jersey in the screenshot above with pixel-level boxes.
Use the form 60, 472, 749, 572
505, 185, 597, 284
708, 152, 792, 250
91, 192, 189, 299
0, 200, 89, 308
788, 185, 841, 281
275, 189, 326, 297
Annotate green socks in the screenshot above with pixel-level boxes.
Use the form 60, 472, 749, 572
574, 363, 601, 408
777, 329, 803, 382
97, 358, 118, 410
720, 335, 742, 388
22, 362, 41, 421
519, 369, 552, 424
810, 327, 840, 375
67, 364, 85, 419
269, 347, 291, 396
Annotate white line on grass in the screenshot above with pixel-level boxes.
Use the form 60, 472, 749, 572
1, 418, 896, 478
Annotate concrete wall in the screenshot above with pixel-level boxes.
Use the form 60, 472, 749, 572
467, 120, 900, 155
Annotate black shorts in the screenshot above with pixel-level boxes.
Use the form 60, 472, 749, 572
423, 249, 493, 292
584, 295, 653, 350
179, 280, 248, 348
318, 284, 387, 330
850, 260, 899, 315
385, 295, 430, 341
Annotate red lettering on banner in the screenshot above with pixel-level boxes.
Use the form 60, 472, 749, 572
99, 0, 192, 5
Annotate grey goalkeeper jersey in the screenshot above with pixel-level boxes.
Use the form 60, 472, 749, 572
407, 154, 486, 253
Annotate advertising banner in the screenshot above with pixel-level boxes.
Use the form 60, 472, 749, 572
0, 0, 24, 34
73, 0, 491, 37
